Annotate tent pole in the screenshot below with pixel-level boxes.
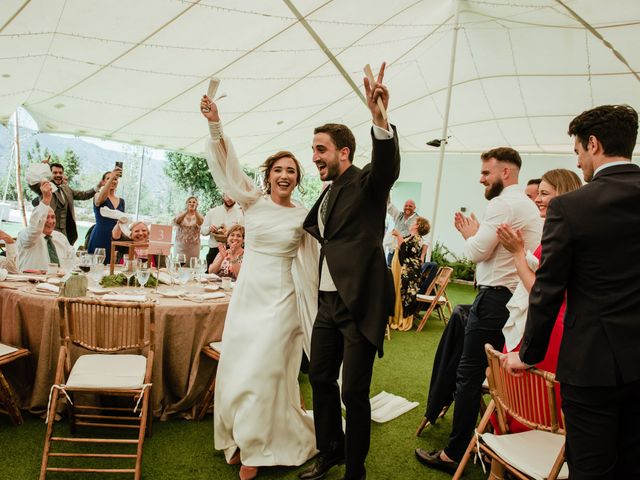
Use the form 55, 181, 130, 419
13, 111, 27, 226
429, 0, 461, 251
134, 147, 145, 221
2, 133, 15, 203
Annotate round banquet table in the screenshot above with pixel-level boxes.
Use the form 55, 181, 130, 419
0, 279, 229, 420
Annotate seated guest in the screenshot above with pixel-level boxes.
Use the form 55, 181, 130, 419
208, 224, 244, 279
0, 230, 18, 273
389, 216, 430, 330
17, 180, 75, 272
112, 221, 158, 267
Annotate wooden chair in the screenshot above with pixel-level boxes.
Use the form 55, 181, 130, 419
40, 298, 156, 480
415, 266, 453, 331
195, 341, 222, 421
0, 343, 30, 425
452, 344, 567, 480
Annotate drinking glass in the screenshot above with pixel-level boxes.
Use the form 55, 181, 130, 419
89, 263, 104, 287
197, 258, 207, 281
176, 253, 187, 266
93, 248, 106, 265
135, 263, 150, 291
124, 258, 137, 288
79, 253, 93, 274
177, 266, 192, 285
167, 258, 180, 286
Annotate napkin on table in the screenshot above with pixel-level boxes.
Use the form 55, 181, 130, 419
103, 294, 147, 302
36, 283, 60, 294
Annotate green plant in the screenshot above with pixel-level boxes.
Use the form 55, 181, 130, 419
431, 241, 476, 281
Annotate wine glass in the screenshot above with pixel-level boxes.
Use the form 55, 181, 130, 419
177, 265, 192, 285
93, 248, 106, 265
189, 257, 199, 281
197, 258, 207, 281
176, 253, 186, 267
89, 263, 104, 287
79, 253, 93, 274
167, 258, 180, 286
135, 263, 150, 291
123, 257, 137, 288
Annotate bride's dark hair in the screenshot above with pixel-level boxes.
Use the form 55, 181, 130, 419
261, 151, 305, 194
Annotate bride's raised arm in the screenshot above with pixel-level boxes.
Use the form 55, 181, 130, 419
200, 95, 260, 210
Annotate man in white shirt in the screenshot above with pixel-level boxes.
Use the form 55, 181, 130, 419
415, 147, 542, 474
0, 230, 18, 273
17, 180, 75, 272
385, 198, 418, 264
200, 193, 244, 267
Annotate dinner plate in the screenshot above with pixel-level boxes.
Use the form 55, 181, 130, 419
87, 286, 112, 295
203, 285, 219, 292
157, 289, 186, 298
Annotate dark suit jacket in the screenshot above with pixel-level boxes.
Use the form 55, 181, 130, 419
303, 127, 400, 356
520, 163, 640, 386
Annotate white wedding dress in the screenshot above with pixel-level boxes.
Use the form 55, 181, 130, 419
205, 126, 318, 467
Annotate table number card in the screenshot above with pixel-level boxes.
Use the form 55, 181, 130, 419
148, 224, 173, 255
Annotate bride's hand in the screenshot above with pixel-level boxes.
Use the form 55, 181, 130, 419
200, 95, 220, 122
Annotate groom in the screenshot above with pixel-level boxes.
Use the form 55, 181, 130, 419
300, 64, 400, 480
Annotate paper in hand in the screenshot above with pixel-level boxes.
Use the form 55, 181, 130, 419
207, 77, 220, 99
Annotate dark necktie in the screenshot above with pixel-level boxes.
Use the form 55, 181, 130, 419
45, 235, 59, 265
320, 185, 332, 224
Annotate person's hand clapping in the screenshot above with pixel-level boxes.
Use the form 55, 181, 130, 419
200, 95, 220, 122
218, 243, 228, 258
363, 62, 389, 129
454, 212, 480, 240
496, 224, 525, 254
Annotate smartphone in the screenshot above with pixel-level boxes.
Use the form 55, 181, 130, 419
115, 161, 123, 170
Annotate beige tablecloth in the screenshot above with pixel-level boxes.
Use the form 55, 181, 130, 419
0, 283, 228, 420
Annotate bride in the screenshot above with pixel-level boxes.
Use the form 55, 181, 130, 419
200, 95, 318, 480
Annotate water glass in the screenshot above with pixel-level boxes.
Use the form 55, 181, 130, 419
167, 258, 180, 286
136, 263, 150, 290
89, 263, 104, 287
124, 258, 138, 287
177, 266, 192, 285
93, 248, 106, 265
176, 253, 187, 266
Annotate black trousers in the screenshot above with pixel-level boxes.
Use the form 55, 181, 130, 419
308, 291, 377, 480
561, 379, 640, 479
205, 247, 219, 268
444, 287, 512, 461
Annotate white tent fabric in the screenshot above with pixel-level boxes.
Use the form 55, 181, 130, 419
0, 0, 638, 168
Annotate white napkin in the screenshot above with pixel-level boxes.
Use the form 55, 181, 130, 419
100, 206, 129, 223
46, 277, 63, 285
87, 286, 112, 295
200, 273, 221, 281
36, 283, 60, 293
369, 391, 419, 423
203, 284, 220, 292
26, 163, 55, 189
185, 292, 225, 301
103, 294, 147, 302
0, 267, 7, 281
152, 271, 172, 285
7, 274, 39, 282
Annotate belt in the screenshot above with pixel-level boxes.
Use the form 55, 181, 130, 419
477, 285, 509, 291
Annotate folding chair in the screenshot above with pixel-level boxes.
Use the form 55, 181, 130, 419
0, 343, 30, 425
195, 341, 221, 421
452, 344, 567, 480
40, 298, 156, 480
415, 266, 453, 331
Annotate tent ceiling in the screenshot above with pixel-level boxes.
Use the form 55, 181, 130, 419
1, 0, 638, 168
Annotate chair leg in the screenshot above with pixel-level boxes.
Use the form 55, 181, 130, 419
452, 399, 495, 480
0, 370, 23, 426
196, 376, 216, 421
135, 392, 150, 480
548, 443, 566, 480
415, 417, 430, 437
416, 302, 437, 332
39, 387, 61, 480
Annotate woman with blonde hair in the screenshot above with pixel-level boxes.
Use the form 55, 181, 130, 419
173, 196, 204, 263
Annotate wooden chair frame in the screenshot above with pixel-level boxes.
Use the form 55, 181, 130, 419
415, 266, 453, 331
0, 345, 30, 425
195, 344, 220, 421
453, 344, 565, 480
40, 298, 156, 480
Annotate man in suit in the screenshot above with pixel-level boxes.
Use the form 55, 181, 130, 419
32, 162, 99, 246
299, 64, 400, 480
504, 104, 640, 479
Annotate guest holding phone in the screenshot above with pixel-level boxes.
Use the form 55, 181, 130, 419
88, 166, 123, 264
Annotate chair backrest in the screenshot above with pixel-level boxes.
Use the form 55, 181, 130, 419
57, 298, 155, 354
485, 344, 564, 434
426, 266, 453, 297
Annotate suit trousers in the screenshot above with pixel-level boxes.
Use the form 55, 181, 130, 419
308, 291, 377, 480
444, 287, 512, 462
561, 379, 640, 479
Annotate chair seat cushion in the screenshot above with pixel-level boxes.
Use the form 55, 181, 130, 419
209, 341, 222, 353
66, 354, 147, 389
416, 294, 446, 303
481, 430, 568, 480
0, 342, 18, 357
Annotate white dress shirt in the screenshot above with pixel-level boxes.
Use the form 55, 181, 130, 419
319, 124, 394, 292
17, 203, 75, 272
200, 204, 244, 248
0, 243, 18, 273
466, 184, 542, 291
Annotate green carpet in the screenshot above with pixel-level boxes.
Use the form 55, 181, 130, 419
0, 284, 486, 479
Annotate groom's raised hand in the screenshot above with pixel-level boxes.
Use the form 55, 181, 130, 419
364, 62, 389, 130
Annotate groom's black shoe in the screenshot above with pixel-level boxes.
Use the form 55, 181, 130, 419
298, 451, 345, 480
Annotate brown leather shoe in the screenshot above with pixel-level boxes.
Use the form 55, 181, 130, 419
415, 448, 458, 475
239, 465, 258, 480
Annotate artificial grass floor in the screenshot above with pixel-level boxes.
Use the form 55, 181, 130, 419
0, 284, 486, 480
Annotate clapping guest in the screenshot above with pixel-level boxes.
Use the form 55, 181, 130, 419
389, 217, 430, 330
173, 196, 204, 264
17, 180, 75, 272
0, 230, 18, 273
88, 167, 123, 264
208, 224, 244, 279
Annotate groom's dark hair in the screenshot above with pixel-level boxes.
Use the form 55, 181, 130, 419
314, 123, 356, 162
